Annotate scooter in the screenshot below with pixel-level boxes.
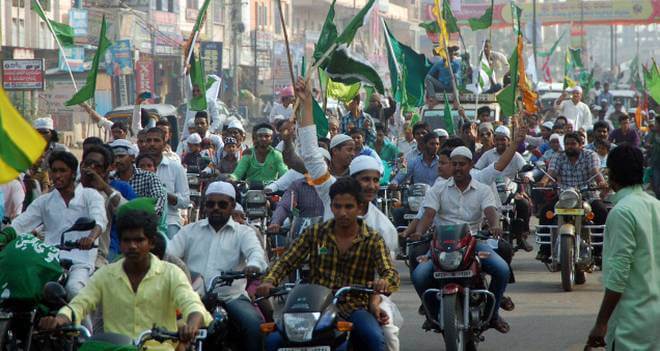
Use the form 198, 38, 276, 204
260, 284, 375, 350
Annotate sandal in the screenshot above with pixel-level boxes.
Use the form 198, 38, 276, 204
500, 296, 515, 311
490, 317, 510, 334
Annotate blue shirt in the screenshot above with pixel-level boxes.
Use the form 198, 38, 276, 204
427, 58, 462, 91
109, 180, 138, 255
340, 112, 376, 145
393, 154, 439, 186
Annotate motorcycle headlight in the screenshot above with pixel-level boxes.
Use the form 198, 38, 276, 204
188, 176, 200, 186
283, 312, 320, 342
408, 196, 424, 212
437, 248, 465, 271
557, 189, 579, 209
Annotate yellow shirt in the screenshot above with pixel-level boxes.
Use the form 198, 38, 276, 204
60, 254, 212, 339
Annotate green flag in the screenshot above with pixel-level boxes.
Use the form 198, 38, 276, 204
312, 98, 329, 138
313, 0, 338, 62
336, 0, 376, 44
419, 20, 440, 34
442, 0, 460, 33
511, 2, 522, 34
538, 30, 566, 58
65, 16, 111, 106
31, 0, 74, 46
496, 84, 516, 118
644, 61, 660, 104
628, 55, 644, 92
192, 0, 212, 34
319, 68, 361, 102
442, 93, 455, 135
580, 69, 595, 98
384, 21, 431, 108
323, 45, 385, 94
569, 48, 584, 69
468, 0, 493, 31
189, 52, 207, 111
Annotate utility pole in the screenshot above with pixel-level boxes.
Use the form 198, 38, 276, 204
532, 0, 537, 72
231, 0, 243, 107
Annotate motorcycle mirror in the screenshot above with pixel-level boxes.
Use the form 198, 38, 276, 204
43, 282, 67, 306
520, 164, 535, 173
63, 218, 97, 234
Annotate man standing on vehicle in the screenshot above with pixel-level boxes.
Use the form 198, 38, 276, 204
475, 126, 533, 251
257, 177, 400, 351
39, 198, 212, 347
536, 132, 609, 262
230, 123, 288, 185
412, 146, 511, 333
11, 151, 108, 299
391, 132, 441, 188
340, 95, 377, 145
586, 145, 660, 351
144, 127, 190, 238
554, 86, 593, 131
168, 181, 268, 351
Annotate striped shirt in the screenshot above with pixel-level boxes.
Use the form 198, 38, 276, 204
263, 219, 400, 317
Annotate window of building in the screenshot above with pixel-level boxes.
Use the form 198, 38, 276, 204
19, 19, 25, 47
12, 19, 19, 46
274, 4, 281, 34
213, 0, 224, 24
187, 0, 198, 9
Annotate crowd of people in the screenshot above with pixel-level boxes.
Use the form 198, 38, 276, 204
1, 51, 659, 351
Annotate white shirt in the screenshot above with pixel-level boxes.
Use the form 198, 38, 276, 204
12, 184, 108, 266
487, 50, 510, 85
298, 125, 398, 253
265, 169, 305, 193
422, 177, 498, 233
1, 179, 25, 219
474, 148, 526, 180
556, 99, 593, 131
176, 131, 224, 157
167, 218, 267, 301
156, 156, 191, 225
397, 139, 416, 157
268, 102, 293, 123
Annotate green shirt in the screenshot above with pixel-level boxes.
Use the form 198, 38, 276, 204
602, 185, 660, 351
230, 146, 288, 185
371, 141, 400, 169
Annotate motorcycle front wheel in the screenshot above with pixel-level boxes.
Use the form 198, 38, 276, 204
441, 294, 475, 351
560, 235, 576, 292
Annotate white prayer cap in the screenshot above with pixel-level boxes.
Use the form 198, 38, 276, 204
330, 134, 353, 150
205, 181, 236, 199
569, 86, 583, 94
227, 120, 245, 132
319, 148, 331, 161
450, 146, 473, 160
234, 203, 244, 213
187, 119, 196, 128
109, 139, 138, 156
349, 155, 383, 176
434, 128, 449, 138
273, 114, 287, 121
187, 133, 202, 145
549, 133, 562, 142
494, 125, 511, 139
33, 116, 54, 130
541, 121, 554, 130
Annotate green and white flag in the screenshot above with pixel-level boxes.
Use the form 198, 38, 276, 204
476, 42, 495, 94
323, 44, 384, 94
65, 16, 111, 106
31, 0, 74, 46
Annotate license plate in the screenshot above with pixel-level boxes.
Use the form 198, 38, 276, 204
278, 347, 331, 351
404, 214, 417, 220
555, 208, 584, 215
433, 270, 474, 279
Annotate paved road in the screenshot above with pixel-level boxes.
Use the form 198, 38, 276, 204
392, 245, 603, 351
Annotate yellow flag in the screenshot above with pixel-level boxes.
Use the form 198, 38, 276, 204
0, 87, 47, 184
432, 0, 449, 62
515, 34, 538, 114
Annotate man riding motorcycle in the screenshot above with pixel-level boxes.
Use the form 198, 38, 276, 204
257, 177, 400, 351
229, 123, 288, 185
38, 198, 211, 349
536, 132, 609, 262
412, 146, 511, 334
167, 181, 268, 351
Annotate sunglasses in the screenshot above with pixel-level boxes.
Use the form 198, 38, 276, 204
206, 200, 231, 209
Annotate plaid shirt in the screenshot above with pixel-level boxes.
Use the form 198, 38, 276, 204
117, 167, 167, 215
340, 112, 376, 145
263, 219, 399, 317
548, 149, 601, 200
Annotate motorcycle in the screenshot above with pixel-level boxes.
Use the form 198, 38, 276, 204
236, 182, 281, 258
393, 183, 430, 263
418, 224, 499, 351
0, 218, 96, 351
187, 172, 215, 223
497, 164, 534, 251
533, 184, 605, 291
260, 284, 375, 350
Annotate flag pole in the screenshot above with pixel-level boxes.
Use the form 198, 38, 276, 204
276, 0, 296, 88
34, 0, 78, 91
474, 39, 487, 121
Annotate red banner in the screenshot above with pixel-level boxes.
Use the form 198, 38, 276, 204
135, 59, 155, 103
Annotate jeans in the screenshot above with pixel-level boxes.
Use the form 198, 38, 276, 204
66, 264, 92, 300
224, 296, 265, 351
265, 309, 385, 351
411, 243, 509, 319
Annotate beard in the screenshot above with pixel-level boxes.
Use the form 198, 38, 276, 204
208, 213, 230, 228
565, 149, 579, 157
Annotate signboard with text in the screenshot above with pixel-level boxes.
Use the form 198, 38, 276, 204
200, 41, 223, 76
59, 47, 86, 73
2, 59, 45, 90
106, 40, 133, 76
69, 8, 89, 37
135, 59, 155, 103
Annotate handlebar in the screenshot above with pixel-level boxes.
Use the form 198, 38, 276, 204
332, 285, 376, 305
136, 326, 207, 347
34, 325, 91, 339
254, 284, 293, 302
208, 271, 262, 291
473, 230, 492, 240
56, 241, 98, 251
